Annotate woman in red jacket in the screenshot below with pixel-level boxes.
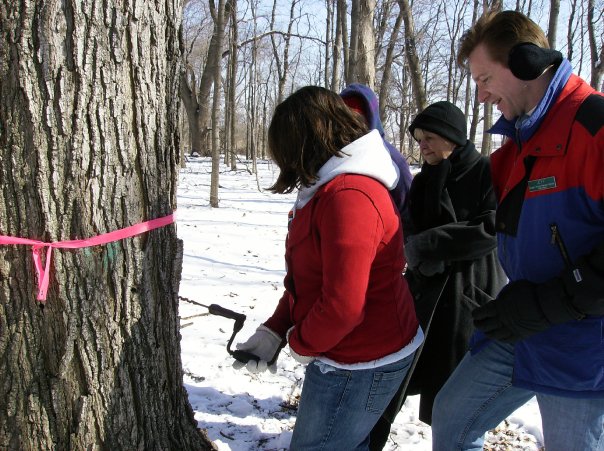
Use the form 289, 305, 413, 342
235, 86, 421, 449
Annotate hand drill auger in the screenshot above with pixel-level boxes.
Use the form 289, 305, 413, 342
179, 296, 262, 364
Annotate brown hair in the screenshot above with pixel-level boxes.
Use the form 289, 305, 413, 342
457, 10, 549, 69
267, 86, 369, 194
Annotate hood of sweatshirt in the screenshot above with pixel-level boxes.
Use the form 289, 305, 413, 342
295, 129, 400, 210
340, 83, 385, 136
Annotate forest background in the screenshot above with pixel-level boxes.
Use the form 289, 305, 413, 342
181, 0, 603, 206
0, 0, 602, 449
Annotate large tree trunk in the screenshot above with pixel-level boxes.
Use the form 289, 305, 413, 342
0, 1, 213, 449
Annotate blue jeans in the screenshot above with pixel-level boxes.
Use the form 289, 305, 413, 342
432, 340, 604, 451
289, 353, 415, 450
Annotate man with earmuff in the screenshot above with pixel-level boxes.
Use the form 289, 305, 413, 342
430, 10, 604, 451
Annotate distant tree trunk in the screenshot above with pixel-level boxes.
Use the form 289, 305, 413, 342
181, 0, 226, 157
209, 0, 228, 208
338, 0, 350, 84
479, 0, 501, 155
0, 1, 213, 449
399, 0, 427, 111
181, 67, 207, 156
330, 0, 343, 90
587, 0, 603, 89
379, 2, 404, 120
349, 0, 359, 85
247, 0, 259, 174
227, 0, 238, 170
566, 0, 578, 62
547, 0, 560, 48
466, 0, 480, 144
325, 0, 334, 87
270, 0, 296, 104
348, 0, 375, 88
445, 1, 468, 104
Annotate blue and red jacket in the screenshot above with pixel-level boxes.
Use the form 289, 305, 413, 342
473, 62, 604, 397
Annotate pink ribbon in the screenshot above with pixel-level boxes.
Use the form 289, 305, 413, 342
0, 213, 175, 301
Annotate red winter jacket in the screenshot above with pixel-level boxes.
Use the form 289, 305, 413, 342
264, 173, 419, 364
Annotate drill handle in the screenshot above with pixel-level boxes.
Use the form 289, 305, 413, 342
208, 303, 246, 323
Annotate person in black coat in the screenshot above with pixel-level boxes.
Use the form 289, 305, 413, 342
369, 101, 507, 450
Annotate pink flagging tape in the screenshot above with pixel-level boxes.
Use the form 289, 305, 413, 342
0, 213, 175, 301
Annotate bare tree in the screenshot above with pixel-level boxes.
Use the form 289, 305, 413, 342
325, 0, 334, 87
0, 0, 213, 449
225, 0, 239, 170
399, 0, 427, 111
270, 0, 298, 104
547, 0, 560, 48
330, 0, 344, 89
209, 0, 230, 208
181, 0, 227, 157
338, 0, 350, 84
379, 2, 405, 120
587, 0, 604, 89
246, 0, 261, 174
479, 0, 501, 155
348, 0, 377, 87
466, 0, 481, 143
444, 0, 470, 104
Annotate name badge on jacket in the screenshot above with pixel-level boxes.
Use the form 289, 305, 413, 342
528, 176, 556, 192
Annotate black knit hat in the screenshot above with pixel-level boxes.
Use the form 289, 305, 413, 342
409, 101, 467, 147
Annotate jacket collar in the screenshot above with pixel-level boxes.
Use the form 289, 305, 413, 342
448, 140, 482, 181
295, 130, 400, 209
488, 59, 573, 143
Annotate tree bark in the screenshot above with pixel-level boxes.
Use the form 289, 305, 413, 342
226, 0, 238, 170
330, 0, 343, 90
379, 2, 404, 121
270, 0, 296, 105
399, 0, 427, 111
547, 0, 560, 48
587, 0, 603, 90
338, 0, 350, 85
0, 1, 213, 449
180, 0, 225, 157
210, 0, 228, 208
349, 0, 376, 88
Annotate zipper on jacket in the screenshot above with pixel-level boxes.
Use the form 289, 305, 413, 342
550, 223, 583, 282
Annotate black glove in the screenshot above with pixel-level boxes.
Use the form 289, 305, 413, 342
473, 278, 585, 343
473, 240, 604, 343
405, 233, 445, 276
555, 249, 604, 317
472, 280, 550, 343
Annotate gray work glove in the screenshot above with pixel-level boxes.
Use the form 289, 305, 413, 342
233, 325, 283, 373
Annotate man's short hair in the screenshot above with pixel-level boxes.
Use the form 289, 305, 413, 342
457, 10, 550, 69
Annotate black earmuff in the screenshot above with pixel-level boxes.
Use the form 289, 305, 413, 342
508, 43, 563, 81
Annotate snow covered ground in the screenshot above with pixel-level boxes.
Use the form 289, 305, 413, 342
177, 157, 544, 451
